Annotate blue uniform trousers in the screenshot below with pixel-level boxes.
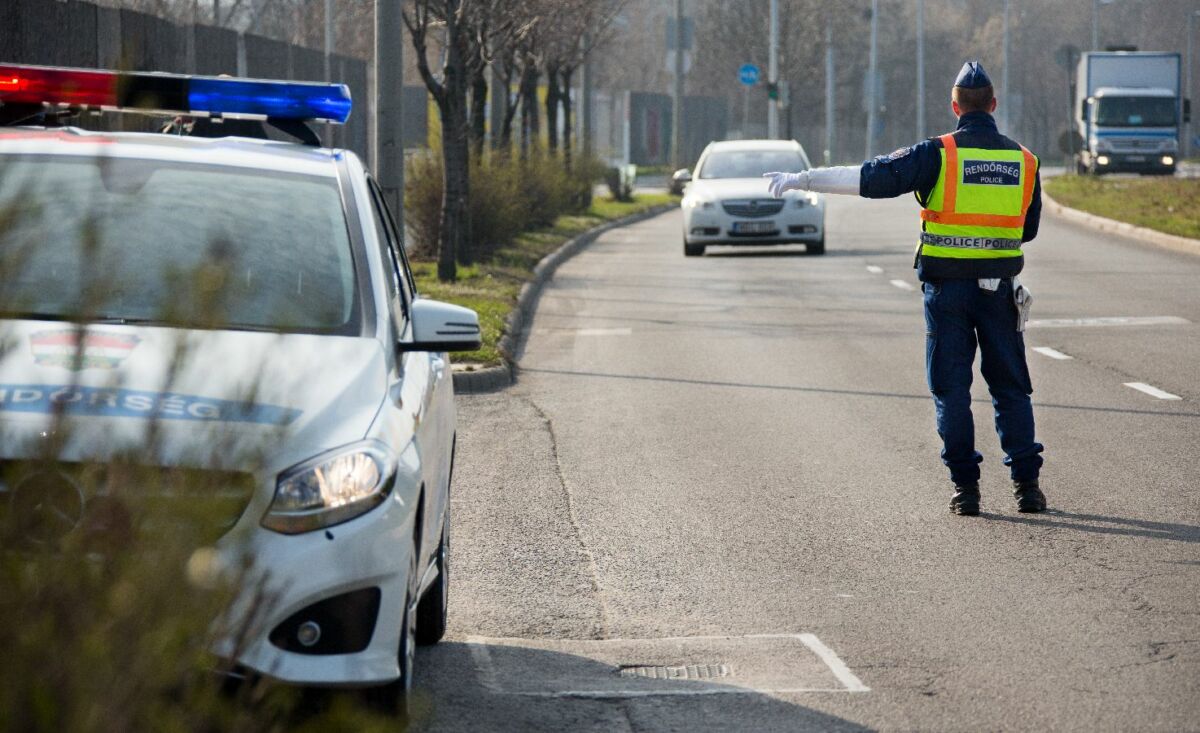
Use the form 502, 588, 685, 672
922, 278, 1044, 485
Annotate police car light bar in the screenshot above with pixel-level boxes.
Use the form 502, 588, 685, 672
0, 63, 352, 124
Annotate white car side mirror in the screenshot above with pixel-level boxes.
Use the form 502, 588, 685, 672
400, 298, 482, 353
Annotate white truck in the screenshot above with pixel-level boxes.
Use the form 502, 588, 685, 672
1074, 51, 1187, 175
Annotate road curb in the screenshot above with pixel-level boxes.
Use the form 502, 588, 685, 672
452, 203, 676, 394
1042, 188, 1200, 258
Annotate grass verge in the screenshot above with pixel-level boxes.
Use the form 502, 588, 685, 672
1044, 175, 1200, 240
413, 192, 678, 367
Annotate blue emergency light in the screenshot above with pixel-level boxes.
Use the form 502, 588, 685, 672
0, 63, 352, 124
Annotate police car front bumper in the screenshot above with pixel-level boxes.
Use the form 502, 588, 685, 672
210, 456, 422, 687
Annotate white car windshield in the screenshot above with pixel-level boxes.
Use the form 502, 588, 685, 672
699, 150, 807, 179
0, 155, 357, 334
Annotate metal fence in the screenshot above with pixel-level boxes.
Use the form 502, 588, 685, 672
1, 0, 427, 160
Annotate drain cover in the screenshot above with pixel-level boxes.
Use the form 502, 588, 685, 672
618, 663, 731, 680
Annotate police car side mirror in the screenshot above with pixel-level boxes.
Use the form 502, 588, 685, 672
399, 298, 482, 353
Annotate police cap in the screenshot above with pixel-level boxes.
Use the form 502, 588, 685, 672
954, 61, 992, 89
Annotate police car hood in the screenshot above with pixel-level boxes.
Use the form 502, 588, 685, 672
0, 321, 386, 472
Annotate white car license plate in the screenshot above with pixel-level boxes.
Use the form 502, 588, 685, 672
732, 220, 775, 234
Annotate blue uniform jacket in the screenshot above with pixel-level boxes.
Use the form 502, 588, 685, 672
857, 111, 1041, 282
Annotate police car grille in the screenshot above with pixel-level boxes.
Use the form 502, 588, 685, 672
722, 200, 784, 218
0, 460, 256, 548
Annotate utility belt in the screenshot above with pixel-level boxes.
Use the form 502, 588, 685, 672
925, 276, 1033, 332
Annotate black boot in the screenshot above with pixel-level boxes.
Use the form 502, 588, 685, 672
1013, 480, 1046, 513
950, 483, 980, 516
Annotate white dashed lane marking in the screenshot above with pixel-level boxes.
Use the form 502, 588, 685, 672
889, 279, 915, 291
866, 265, 883, 274
1032, 346, 1073, 360
1027, 316, 1190, 329
1123, 382, 1182, 401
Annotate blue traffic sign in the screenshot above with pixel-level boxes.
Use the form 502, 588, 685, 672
738, 63, 760, 86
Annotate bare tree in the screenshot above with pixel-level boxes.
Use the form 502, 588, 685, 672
404, 0, 475, 282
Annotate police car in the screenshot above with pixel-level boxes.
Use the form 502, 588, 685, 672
0, 64, 480, 708
679, 139, 826, 256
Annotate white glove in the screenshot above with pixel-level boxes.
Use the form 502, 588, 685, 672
763, 170, 810, 198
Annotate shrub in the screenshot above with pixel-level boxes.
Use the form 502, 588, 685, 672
404, 151, 444, 262
467, 154, 526, 263
404, 147, 609, 264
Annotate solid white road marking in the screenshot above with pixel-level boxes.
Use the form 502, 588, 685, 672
1027, 316, 1190, 329
576, 328, 633, 336
866, 265, 883, 274
464, 634, 870, 697
798, 634, 871, 693
1032, 346, 1073, 360
1123, 382, 1182, 400
889, 279, 915, 291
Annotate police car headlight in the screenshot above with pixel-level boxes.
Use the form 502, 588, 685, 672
262, 442, 396, 534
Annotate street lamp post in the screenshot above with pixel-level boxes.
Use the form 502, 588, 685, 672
672, 0, 684, 167
375, 0, 404, 225
1188, 10, 1200, 159
916, 0, 925, 140
1001, 0, 1010, 133
768, 0, 779, 139
1092, 0, 1119, 51
865, 0, 878, 159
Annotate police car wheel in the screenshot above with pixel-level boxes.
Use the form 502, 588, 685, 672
363, 538, 419, 716
416, 503, 449, 646
684, 242, 705, 257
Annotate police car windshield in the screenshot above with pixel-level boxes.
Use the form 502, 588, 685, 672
699, 150, 806, 179
1094, 96, 1176, 128
0, 155, 357, 334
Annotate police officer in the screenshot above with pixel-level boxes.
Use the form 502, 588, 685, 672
765, 61, 1046, 516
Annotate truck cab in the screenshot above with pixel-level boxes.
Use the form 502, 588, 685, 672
1075, 52, 1186, 176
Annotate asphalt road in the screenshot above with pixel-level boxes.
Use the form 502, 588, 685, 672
412, 194, 1200, 731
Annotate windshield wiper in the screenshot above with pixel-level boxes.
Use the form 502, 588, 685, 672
0, 311, 170, 326
0, 311, 79, 323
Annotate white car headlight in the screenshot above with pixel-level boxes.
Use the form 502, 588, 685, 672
684, 198, 714, 210
262, 441, 397, 534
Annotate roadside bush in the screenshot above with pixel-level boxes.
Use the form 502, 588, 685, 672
467, 153, 525, 263
405, 151, 444, 262
405, 146, 608, 263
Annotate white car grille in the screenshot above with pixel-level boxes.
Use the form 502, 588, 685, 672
722, 199, 785, 218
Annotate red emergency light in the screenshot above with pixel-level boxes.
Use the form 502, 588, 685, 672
0, 65, 116, 107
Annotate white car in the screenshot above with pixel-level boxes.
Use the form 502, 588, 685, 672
679, 139, 826, 256
0, 65, 479, 711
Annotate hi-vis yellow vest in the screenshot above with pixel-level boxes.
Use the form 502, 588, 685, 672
919, 133, 1037, 261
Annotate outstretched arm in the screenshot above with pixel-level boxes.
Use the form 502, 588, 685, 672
764, 166, 862, 196
766, 141, 942, 201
